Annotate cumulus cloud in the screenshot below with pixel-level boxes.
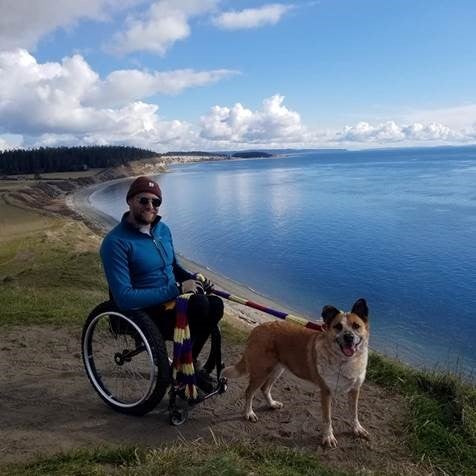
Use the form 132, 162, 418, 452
200, 95, 307, 144
0, 0, 143, 50
336, 120, 465, 144
86, 68, 238, 107
108, 0, 218, 55
199, 98, 476, 149
1, 49, 475, 150
404, 104, 476, 131
212, 3, 293, 30
0, 49, 233, 149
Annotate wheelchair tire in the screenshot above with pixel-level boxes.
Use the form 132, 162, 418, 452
81, 301, 170, 416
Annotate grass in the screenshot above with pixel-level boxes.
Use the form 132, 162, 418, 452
0, 197, 54, 240
0, 201, 108, 327
1, 441, 348, 476
367, 352, 476, 475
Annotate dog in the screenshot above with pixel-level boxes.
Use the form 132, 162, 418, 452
222, 298, 370, 448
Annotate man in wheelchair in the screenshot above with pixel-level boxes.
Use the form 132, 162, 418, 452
99, 176, 223, 395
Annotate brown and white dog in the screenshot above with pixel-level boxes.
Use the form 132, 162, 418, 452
222, 298, 370, 447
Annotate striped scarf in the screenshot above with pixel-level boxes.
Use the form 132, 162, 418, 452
172, 294, 198, 401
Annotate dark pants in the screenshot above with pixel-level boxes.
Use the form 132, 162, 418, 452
146, 294, 224, 359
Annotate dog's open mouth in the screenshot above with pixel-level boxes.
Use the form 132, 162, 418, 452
339, 339, 361, 357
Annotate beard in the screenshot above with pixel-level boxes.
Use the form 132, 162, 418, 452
131, 208, 156, 225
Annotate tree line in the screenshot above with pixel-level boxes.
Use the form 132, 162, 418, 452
0, 145, 158, 175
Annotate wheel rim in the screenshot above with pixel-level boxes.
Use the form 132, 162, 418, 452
83, 311, 158, 408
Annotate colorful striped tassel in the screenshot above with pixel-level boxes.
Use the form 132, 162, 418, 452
195, 273, 323, 331
172, 294, 198, 401
211, 289, 323, 332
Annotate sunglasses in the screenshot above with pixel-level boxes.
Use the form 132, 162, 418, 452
137, 196, 162, 207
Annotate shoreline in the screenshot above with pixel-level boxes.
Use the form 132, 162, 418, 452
67, 164, 476, 382
67, 176, 304, 328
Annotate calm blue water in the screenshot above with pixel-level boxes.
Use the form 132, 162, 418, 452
91, 148, 476, 378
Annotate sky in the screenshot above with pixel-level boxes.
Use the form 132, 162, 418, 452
1, 0, 476, 152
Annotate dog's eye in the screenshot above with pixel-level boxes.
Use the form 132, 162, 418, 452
333, 323, 343, 331
352, 323, 361, 330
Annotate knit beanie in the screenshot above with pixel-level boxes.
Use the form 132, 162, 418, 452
126, 176, 162, 201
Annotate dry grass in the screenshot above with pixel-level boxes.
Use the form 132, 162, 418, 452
0, 197, 56, 241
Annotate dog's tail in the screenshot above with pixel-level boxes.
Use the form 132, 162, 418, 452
222, 355, 247, 378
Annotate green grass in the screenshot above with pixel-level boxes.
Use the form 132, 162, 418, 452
1, 441, 348, 476
0, 216, 108, 327
367, 352, 476, 475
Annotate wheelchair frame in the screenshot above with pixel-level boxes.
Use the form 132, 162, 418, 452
81, 301, 227, 426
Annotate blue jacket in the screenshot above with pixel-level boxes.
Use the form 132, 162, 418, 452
100, 213, 194, 311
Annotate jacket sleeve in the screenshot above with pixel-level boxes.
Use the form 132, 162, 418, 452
100, 235, 179, 311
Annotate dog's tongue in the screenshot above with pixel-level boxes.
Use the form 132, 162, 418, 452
342, 345, 355, 357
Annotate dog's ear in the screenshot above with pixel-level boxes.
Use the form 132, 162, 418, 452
321, 305, 340, 324
351, 298, 368, 322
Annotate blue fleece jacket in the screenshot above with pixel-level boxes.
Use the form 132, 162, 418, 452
100, 213, 194, 311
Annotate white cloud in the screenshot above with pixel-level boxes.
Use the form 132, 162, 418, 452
200, 95, 307, 143
109, 0, 218, 55
403, 104, 476, 131
336, 120, 465, 145
1, 49, 475, 151
199, 99, 476, 149
0, 0, 143, 50
86, 68, 238, 107
213, 3, 293, 30
0, 49, 232, 150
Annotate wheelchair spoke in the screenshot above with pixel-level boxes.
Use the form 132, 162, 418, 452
84, 311, 157, 406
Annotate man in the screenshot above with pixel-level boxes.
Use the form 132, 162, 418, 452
100, 176, 223, 390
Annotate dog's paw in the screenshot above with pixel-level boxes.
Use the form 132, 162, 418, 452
353, 423, 370, 439
321, 433, 338, 448
269, 400, 283, 410
245, 411, 259, 423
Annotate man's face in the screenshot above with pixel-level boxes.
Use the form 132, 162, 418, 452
128, 192, 161, 225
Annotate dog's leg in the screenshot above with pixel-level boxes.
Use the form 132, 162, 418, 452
348, 386, 369, 439
244, 376, 267, 423
244, 362, 276, 422
261, 364, 284, 410
320, 388, 337, 448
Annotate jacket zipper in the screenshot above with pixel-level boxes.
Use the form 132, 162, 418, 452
152, 237, 167, 262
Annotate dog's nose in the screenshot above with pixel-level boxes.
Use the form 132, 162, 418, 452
343, 332, 354, 344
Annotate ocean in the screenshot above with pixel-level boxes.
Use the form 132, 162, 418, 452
90, 147, 476, 378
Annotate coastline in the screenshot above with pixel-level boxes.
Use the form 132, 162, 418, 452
67, 176, 303, 329
2, 158, 474, 474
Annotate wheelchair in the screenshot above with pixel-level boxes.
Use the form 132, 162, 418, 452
81, 300, 227, 425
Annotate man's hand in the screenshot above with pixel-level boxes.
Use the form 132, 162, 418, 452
180, 279, 204, 295
195, 273, 215, 294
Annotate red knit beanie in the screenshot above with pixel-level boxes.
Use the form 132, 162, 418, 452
126, 176, 162, 201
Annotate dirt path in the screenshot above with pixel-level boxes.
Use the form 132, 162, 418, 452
0, 324, 427, 475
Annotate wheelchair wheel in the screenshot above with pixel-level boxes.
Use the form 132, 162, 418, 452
82, 302, 170, 415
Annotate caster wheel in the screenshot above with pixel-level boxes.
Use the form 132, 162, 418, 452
169, 407, 188, 426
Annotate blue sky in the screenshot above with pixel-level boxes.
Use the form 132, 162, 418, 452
1, 0, 476, 151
